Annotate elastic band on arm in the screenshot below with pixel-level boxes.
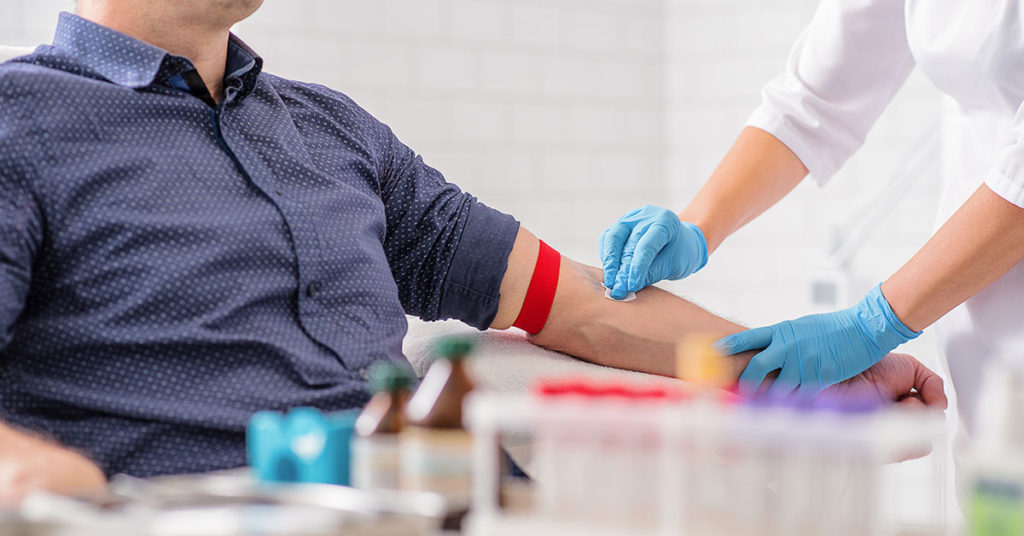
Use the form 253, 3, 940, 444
512, 240, 561, 335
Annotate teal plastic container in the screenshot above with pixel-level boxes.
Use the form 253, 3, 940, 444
247, 407, 359, 485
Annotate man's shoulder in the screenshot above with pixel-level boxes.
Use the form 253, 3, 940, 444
0, 47, 93, 105
0, 58, 50, 124
262, 73, 381, 126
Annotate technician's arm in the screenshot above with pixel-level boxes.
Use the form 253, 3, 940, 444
0, 422, 106, 505
883, 184, 1024, 331
601, 0, 916, 295
678, 126, 806, 253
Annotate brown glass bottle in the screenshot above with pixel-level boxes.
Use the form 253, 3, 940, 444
351, 361, 414, 490
400, 337, 476, 500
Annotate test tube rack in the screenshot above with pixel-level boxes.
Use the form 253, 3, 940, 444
464, 382, 950, 536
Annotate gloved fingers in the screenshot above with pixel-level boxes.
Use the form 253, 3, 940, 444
768, 360, 801, 399
712, 326, 774, 356
600, 228, 616, 289
600, 222, 632, 289
623, 206, 645, 219
627, 223, 672, 291
795, 381, 825, 401
610, 226, 645, 300
738, 345, 784, 396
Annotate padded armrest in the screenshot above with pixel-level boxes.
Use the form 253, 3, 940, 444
0, 46, 36, 64
403, 317, 681, 391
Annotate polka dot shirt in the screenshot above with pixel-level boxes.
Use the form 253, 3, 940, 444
0, 12, 519, 477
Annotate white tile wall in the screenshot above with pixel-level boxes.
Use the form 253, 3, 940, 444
236, 0, 670, 264
2, 0, 947, 368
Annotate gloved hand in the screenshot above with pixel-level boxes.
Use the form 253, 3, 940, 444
599, 205, 708, 300
713, 284, 921, 398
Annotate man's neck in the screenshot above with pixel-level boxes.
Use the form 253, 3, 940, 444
76, 2, 231, 102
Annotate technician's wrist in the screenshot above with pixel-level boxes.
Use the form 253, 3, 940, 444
680, 221, 709, 274
857, 284, 922, 354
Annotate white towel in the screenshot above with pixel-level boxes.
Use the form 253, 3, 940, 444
402, 317, 686, 475
403, 316, 682, 391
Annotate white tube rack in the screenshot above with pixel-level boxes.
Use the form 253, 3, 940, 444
464, 390, 950, 536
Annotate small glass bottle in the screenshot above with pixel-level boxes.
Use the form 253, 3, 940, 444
351, 361, 415, 491
400, 336, 476, 501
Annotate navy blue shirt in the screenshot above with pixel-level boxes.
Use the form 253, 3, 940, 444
0, 13, 519, 477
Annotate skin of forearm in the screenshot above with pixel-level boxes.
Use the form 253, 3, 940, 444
526, 260, 945, 409
487, 228, 945, 406
679, 126, 808, 253
882, 183, 1024, 332
530, 258, 756, 379
491, 227, 754, 378
490, 228, 539, 329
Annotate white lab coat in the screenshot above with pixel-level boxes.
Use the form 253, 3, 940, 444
747, 0, 1024, 439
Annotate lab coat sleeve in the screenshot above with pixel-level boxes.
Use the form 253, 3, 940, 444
984, 102, 1024, 209
747, 0, 916, 185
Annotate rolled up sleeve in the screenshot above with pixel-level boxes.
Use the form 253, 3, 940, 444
985, 103, 1024, 208
747, 0, 915, 185
375, 124, 519, 329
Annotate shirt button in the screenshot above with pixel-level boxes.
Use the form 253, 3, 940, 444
305, 282, 320, 298
273, 189, 282, 196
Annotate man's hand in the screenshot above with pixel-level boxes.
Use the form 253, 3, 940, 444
0, 423, 106, 506
827, 352, 947, 409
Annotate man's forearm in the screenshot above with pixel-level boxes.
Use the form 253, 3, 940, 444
491, 227, 755, 379
530, 257, 753, 378
488, 227, 947, 409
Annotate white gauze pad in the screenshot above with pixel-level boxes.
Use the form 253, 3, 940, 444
604, 287, 637, 302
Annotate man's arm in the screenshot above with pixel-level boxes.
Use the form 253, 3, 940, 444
0, 85, 102, 504
491, 228, 947, 408
0, 422, 106, 505
492, 227, 759, 377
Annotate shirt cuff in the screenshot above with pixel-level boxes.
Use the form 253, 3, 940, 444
438, 201, 520, 330
985, 168, 1024, 209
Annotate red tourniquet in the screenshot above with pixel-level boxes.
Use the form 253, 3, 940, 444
513, 240, 561, 335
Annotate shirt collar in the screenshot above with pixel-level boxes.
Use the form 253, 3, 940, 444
51, 11, 263, 97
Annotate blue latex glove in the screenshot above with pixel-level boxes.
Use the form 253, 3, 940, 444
599, 205, 708, 300
713, 284, 921, 398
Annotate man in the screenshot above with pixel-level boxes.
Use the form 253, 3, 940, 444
0, 0, 945, 502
